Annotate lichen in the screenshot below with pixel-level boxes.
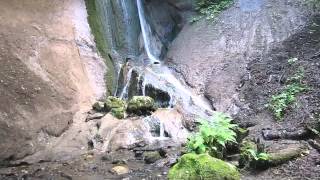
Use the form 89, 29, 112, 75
168, 153, 240, 180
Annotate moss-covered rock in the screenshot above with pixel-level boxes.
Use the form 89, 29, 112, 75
92, 101, 105, 112
105, 96, 126, 111
168, 153, 240, 180
104, 96, 126, 119
127, 96, 156, 115
111, 107, 125, 119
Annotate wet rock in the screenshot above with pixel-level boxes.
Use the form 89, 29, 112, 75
92, 101, 105, 112
145, 84, 171, 108
144, 151, 162, 164
168, 153, 240, 180
127, 96, 156, 115
85, 113, 105, 122
110, 165, 129, 175
151, 109, 189, 144
98, 114, 153, 152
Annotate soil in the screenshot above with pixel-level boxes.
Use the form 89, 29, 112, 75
237, 15, 320, 180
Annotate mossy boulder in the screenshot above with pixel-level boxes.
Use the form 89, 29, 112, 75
104, 96, 126, 119
105, 96, 126, 110
111, 107, 125, 119
127, 96, 156, 115
168, 153, 240, 180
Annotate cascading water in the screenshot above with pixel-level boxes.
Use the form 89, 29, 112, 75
137, 0, 161, 64
135, 0, 214, 118
116, 0, 214, 125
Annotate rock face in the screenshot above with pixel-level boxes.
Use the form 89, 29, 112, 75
167, 0, 310, 112
168, 153, 240, 180
0, 0, 106, 162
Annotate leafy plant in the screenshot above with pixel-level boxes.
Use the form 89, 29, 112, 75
268, 68, 308, 120
239, 141, 270, 169
191, 0, 234, 22
187, 112, 237, 158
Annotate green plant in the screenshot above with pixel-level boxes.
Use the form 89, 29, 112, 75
268, 68, 308, 120
239, 141, 270, 169
288, 57, 298, 65
187, 112, 237, 158
191, 0, 234, 22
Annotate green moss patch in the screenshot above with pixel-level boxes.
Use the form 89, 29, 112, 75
168, 153, 240, 180
84, 0, 115, 96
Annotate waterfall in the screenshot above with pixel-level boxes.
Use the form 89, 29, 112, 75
120, 68, 134, 99
136, 0, 160, 64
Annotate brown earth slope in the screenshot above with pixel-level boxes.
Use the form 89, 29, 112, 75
0, 0, 106, 163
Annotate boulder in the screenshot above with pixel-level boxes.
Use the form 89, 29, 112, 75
168, 153, 240, 180
144, 151, 162, 164
127, 96, 156, 115
110, 165, 129, 175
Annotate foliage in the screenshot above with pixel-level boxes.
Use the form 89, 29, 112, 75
307, 0, 320, 9
187, 112, 237, 158
268, 68, 308, 120
168, 153, 240, 180
239, 141, 270, 169
192, 0, 234, 22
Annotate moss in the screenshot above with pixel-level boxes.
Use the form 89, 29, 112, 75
84, 0, 115, 96
111, 107, 125, 119
105, 96, 126, 110
127, 96, 156, 115
168, 153, 240, 180
105, 96, 126, 119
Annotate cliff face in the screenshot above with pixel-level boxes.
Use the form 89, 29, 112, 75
0, 0, 106, 162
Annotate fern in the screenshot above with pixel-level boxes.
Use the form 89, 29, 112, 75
187, 112, 237, 158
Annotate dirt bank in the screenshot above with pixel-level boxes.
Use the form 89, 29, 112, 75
0, 0, 106, 163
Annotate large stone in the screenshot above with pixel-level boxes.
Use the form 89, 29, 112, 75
144, 151, 162, 164
168, 153, 240, 180
110, 165, 129, 175
127, 96, 156, 115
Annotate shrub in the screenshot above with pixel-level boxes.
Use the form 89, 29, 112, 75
268, 68, 308, 120
192, 0, 234, 22
187, 112, 237, 158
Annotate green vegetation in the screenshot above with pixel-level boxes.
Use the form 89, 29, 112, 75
239, 141, 270, 169
268, 68, 308, 120
168, 153, 240, 180
192, 0, 234, 22
308, 0, 320, 9
85, 0, 115, 96
127, 96, 156, 115
187, 112, 237, 158
105, 96, 126, 119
